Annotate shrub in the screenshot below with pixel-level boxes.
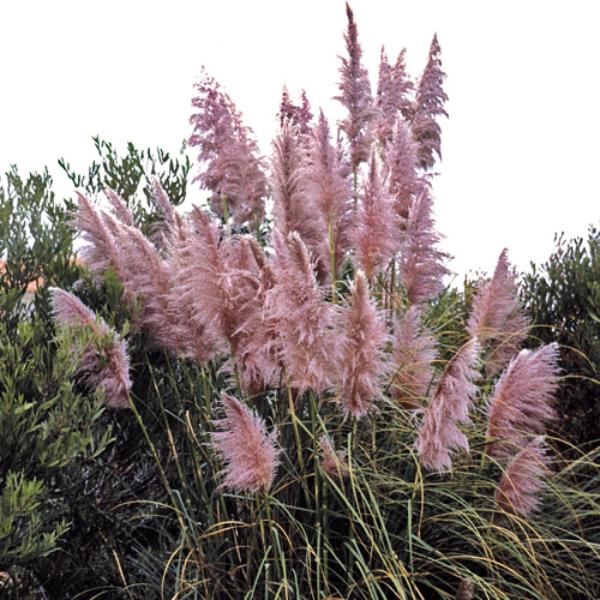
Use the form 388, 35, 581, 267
521, 227, 600, 450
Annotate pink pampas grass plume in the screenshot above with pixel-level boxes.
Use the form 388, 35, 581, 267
385, 120, 422, 220
467, 248, 530, 375
220, 236, 280, 391
149, 178, 185, 248
415, 338, 479, 472
411, 34, 448, 170
74, 192, 130, 295
168, 208, 261, 370
163, 215, 216, 363
174, 206, 238, 351
189, 71, 268, 224
49, 287, 131, 409
103, 188, 133, 226
495, 435, 549, 517
336, 270, 389, 418
211, 393, 280, 493
351, 151, 399, 280
271, 122, 328, 279
398, 190, 449, 304
486, 343, 559, 459
303, 110, 353, 282
265, 231, 339, 393
115, 220, 187, 354
278, 87, 314, 135
335, 3, 375, 173
319, 434, 349, 479
391, 306, 437, 409
297, 90, 314, 135
374, 47, 413, 147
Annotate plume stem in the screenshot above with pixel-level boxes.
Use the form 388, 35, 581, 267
287, 385, 306, 475
328, 220, 337, 303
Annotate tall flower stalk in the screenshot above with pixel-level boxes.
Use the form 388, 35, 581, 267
411, 34, 448, 170
335, 3, 375, 184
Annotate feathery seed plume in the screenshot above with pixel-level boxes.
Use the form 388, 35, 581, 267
303, 110, 353, 282
385, 120, 422, 219
411, 34, 448, 170
486, 343, 559, 459
265, 231, 339, 393
495, 435, 549, 517
103, 188, 133, 226
391, 306, 437, 409
211, 394, 280, 493
49, 287, 131, 408
335, 3, 375, 172
351, 151, 399, 280
337, 271, 389, 417
398, 190, 449, 304
189, 71, 268, 224
74, 192, 130, 296
374, 47, 414, 147
271, 122, 328, 279
467, 248, 530, 375
415, 338, 479, 471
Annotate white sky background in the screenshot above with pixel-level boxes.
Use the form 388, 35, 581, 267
1, 0, 599, 280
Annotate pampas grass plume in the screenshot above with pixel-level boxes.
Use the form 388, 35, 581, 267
211, 393, 280, 493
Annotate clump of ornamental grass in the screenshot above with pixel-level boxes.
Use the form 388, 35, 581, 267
43, 4, 600, 600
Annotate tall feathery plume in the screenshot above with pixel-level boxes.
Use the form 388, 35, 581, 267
114, 219, 186, 354
392, 49, 415, 121
303, 110, 353, 283
277, 87, 314, 135
278, 85, 296, 128
271, 122, 328, 279
391, 306, 437, 409
411, 34, 448, 170
189, 71, 268, 224
486, 343, 559, 459
385, 120, 422, 220
73, 192, 131, 298
415, 338, 479, 472
163, 215, 216, 363
297, 90, 314, 135
495, 436, 549, 517
467, 249, 530, 375
170, 206, 243, 357
351, 151, 399, 280
264, 231, 339, 393
336, 270, 389, 418
49, 287, 131, 408
335, 3, 375, 174
374, 47, 413, 147
374, 47, 394, 147
232, 238, 281, 392
103, 188, 134, 226
211, 393, 280, 493
398, 190, 449, 304
149, 178, 185, 249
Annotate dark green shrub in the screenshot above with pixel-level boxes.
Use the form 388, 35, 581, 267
521, 227, 600, 450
